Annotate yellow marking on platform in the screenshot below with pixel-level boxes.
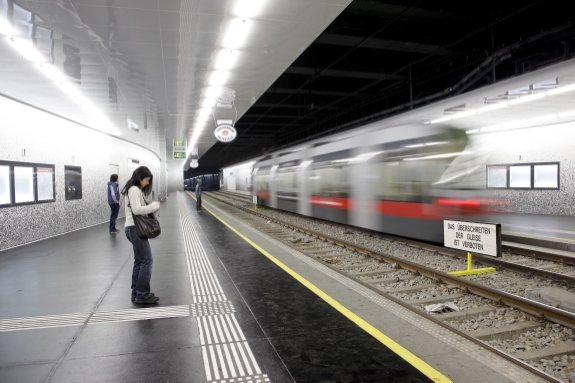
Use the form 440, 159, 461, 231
186, 191, 451, 382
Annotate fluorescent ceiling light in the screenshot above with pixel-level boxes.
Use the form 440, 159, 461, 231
214, 49, 237, 71
41, 64, 66, 83
57, 81, 80, 97
528, 114, 557, 124
235, 0, 266, 18
477, 102, 509, 113
427, 83, 574, 125
558, 110, 575, 118
299, 160, 313, 168
425, 141, 447, 146
196, 108, 212, 118
13, 37, 45, 63
429, 116, 452, 124
547, 83, 575, 96
0, 17, 13, 36
202, 86, 223, 99
404, 144, 424, 148
208, 71, 229, 86
405, 151, 472, 161
508, 92, 545, 105
201, 98, 215, 108
221, 18, 251, 49
451, 110, 477, 120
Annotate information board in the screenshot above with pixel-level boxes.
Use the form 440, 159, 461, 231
14, 166, 34, 203
0, 165, 10, 205
253, 195, 258, 204
37, 167, 54, 201
444, 220, 501, 257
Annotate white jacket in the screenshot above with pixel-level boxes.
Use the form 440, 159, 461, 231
124, 186, 159, 227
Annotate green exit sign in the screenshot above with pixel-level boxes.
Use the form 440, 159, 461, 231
173, 152, 186, 159
173, 139, 187, 147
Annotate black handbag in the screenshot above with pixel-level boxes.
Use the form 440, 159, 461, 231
128, 197, 161, 239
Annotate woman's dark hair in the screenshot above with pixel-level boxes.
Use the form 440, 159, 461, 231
121, 166, 153, 196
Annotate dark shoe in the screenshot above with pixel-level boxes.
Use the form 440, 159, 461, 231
110, 229, 120, 234
135, 294, 159, 304
132, 292, 154, 302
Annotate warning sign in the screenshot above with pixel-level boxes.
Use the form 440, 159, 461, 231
444, 220, 501, 257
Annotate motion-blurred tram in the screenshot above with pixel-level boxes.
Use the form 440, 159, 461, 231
253, 123, 491, 244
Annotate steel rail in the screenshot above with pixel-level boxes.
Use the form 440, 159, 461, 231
212, 192, 575, 285
206, 192, 575, 327
203, 192, 561, 382
502, 243, 575, 266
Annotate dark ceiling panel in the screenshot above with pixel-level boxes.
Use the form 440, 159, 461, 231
188, 0, 575, 177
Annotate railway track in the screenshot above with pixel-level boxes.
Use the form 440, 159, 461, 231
201, 191, 575, 382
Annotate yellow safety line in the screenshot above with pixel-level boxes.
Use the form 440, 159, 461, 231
186, 192, 451, 382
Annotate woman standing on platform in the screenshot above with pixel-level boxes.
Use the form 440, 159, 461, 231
121, 166, 161, 304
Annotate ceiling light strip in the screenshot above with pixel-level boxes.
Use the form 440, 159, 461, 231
427, 84, 575, 124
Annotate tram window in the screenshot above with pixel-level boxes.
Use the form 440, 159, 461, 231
278, 168, 299, 189
310, 165, 349, 198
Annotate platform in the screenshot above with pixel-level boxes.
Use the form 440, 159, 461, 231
0, 192, 548, 382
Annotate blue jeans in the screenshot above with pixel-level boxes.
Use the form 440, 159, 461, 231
109, 203, 120, 231
125, 226, 153, 299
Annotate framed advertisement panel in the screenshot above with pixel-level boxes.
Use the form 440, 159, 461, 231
0, 161, 56, 207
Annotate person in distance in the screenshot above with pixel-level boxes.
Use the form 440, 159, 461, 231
196, 179, 202, 212
107, 174, 120, 234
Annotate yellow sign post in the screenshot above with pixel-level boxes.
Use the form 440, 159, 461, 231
448, 252, 496, 277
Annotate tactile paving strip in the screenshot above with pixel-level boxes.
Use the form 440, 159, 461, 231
178, 193, 265, 383
191, 301, 236, 317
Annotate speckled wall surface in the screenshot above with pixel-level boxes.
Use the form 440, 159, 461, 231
464, 121, 575, 215
0, 96, 162, 251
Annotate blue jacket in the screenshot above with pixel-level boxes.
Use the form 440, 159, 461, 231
107, 181, 120, 204
195, 183, 202, 198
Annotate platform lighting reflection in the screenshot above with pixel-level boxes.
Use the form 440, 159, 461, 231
208, 70, 229, 87
235, 0, 266, 18
468, 109, 575, 134
403, 151, 472, 161
428, 85, 575, 124
0, 18, 121, 136
214, 49, 238, 71
221, 18, 252, 49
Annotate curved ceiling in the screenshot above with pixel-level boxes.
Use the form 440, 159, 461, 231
0, 0, 352, 165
